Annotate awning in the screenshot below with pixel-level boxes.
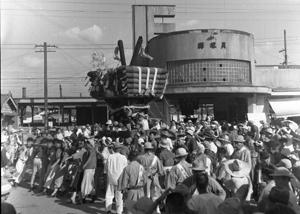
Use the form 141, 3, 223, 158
269, 98, 300, 118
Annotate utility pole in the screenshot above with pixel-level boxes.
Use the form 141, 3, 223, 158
279, 29, 288, 67
35, 42, 56, 130
59, 84, 62, 98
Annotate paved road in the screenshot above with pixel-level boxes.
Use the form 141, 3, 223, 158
7, 185, 109, 214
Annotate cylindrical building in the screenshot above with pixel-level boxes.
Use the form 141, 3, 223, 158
147, 29, 271, 121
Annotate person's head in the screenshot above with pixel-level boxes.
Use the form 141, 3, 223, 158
174, 148, 188, 163
165, 192, 187, 214
271, 167, 293, 188
218, 147, 228, 161
191, 160, 209, 191
1, 202, 17, 214
233, 135, 245, 150
46, 139, 53, 148
128, 151, 140, 162
26, 137, 34, 147
77, 139, 85, 149
144, 142, 154, 153
260, 151, 271, 164
54, 140, 62, 148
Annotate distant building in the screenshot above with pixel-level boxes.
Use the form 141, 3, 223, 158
132, 5, 300, 123
146, 29, 300, 122
1, 93, 18, 127
16, 97, 107, 127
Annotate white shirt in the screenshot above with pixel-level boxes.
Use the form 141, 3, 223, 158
106, 152, 128, 185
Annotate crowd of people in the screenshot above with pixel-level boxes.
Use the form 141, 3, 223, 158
1, 114, 300, 214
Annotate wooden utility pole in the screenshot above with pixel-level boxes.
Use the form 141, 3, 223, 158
279, 30, 288, 67
284, 29, 288, 67
35, 42, 56, 129
59, 84, 62, 98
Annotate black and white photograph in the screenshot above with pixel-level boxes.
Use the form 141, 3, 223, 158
1, 0, 300, 214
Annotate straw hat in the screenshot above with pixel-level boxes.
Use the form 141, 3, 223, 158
160, 138, 171, 149
113, 142, 123, 149
203, 129, 217, 140
191, 159, 207, 171
218, 134, 231, 144
144, 142, 154, 149
233, 135, 245, 143
270, 167, 294, 178
175, 147, 188, 158
223, 159, 251, 178
263, 127, 274, 136
160, 129, 176, 140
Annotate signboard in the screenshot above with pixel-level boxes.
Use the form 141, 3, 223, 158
247, 113, 267, 128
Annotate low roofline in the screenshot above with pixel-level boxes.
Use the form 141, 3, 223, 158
149, 28, 253, 42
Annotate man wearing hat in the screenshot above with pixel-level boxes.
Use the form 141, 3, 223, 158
105, 142, 128, 214
185, 127, 198, 163
166, 148, 192, 189
222, 159, 252, 198
258, 167, 298, 212
80, 137, 97, 203
137, 142, 164, 212
231, 135, 252, 168
11, 137, 33, 186
177, 158, 226, 200
118, 151, 148, 204
158, 138, 175, 185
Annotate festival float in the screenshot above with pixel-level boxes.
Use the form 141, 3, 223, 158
86, 37, 168, 122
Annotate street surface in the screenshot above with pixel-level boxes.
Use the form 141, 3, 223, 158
7, 185, 108, 214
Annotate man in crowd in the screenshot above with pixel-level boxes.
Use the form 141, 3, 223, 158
177, 158, 226, 200
118, 151, 147, 203
105, 142, 128, 214
166, 148, 192, 189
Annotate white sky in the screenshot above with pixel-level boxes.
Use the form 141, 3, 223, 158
1, 0, 300, 97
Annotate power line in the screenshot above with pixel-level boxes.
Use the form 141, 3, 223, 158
57, 48, 90, 69
3, 0, 300, 6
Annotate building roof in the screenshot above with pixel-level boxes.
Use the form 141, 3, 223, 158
1, 94, 9, 108
16, 97, 106, 105
150, 28, 253, 42
1, 93, 18, 114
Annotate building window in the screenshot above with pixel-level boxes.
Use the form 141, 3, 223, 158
167, 59, 250, 84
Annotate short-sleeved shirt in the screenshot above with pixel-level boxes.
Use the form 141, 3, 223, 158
159, 148, 175, 167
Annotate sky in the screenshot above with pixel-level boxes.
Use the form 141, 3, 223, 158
1, 0, 300, 98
